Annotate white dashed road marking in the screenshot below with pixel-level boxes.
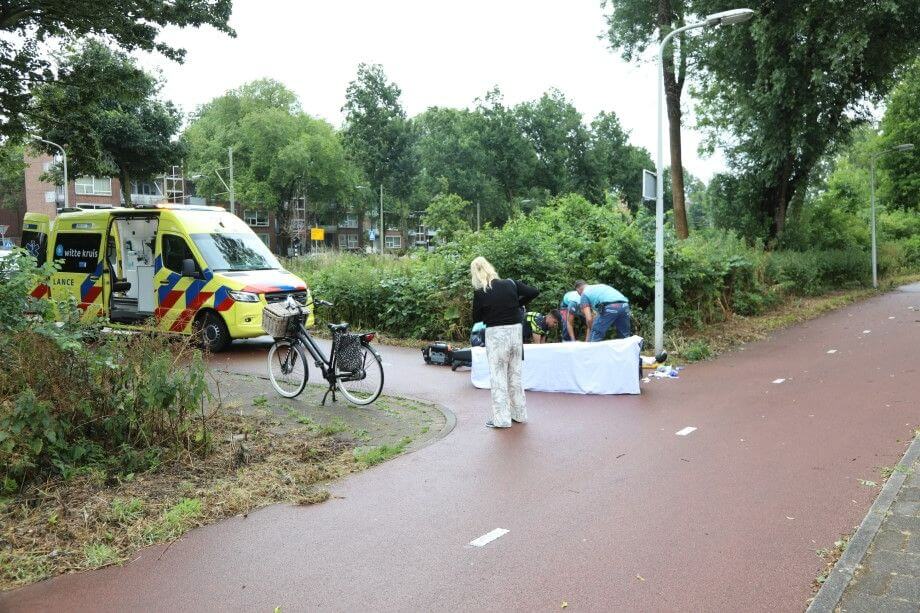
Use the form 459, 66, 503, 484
675, 427, 697, 436
469, 528, 509, 547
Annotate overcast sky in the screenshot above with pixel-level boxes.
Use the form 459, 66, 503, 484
139, 0, 725, 180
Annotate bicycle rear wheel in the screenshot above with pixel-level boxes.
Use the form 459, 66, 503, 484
336, 345, 384, 405
268, 339, 308, 398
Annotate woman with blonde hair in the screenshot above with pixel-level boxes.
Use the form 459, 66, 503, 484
470, 256, 539, 428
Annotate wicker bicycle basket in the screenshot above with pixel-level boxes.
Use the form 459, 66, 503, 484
262, 302, 304, 337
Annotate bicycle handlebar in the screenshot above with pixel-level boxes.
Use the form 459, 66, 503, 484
285, 296, 334, 309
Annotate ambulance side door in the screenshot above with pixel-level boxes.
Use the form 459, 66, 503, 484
154, 232, 206, 332
49, 230, 104, 319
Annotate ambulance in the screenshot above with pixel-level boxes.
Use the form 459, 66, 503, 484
21, 204, 313, 351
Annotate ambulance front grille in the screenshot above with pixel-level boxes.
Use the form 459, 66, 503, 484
264, 290, 308, 305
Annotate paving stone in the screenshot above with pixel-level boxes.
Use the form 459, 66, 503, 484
872, 527, 911, 553
864, 550, 920, 576
891, 499, 920, 517
839, 593, 919, 613
883, 514, 920, 533
846, 567, 894, 597
888, 573, 920, 603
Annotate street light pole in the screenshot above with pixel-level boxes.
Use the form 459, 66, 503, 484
379, 184, 384, 255
654, 8, 754, 355
868, 143, 914, 288
476, 201, 481, 231
228, 146, 235, 216
30, 135, 68, 209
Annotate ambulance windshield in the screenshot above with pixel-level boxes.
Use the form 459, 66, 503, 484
191, 233, 281, 272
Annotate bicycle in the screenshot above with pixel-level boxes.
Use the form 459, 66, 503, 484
265, 296, 384, 405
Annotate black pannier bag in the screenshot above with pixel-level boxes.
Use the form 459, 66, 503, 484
335, 333, 364, 373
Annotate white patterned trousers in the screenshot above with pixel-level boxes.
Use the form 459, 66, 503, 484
484, 323, 526, 426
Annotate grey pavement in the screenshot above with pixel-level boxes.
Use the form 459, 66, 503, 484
810, 432, 920, 613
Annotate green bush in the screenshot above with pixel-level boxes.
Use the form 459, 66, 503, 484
287, 194, 919, 342
0, 252, 211, 491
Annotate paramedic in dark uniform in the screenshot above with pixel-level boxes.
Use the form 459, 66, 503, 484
575, 280, 631, 342
523, 310, 560, 344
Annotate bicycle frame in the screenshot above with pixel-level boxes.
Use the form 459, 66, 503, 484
277, 299, 378, 404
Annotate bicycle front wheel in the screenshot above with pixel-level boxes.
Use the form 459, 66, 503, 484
336, 345, 384, 405
267, 339, 308, 398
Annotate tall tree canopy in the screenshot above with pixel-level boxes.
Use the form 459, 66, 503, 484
880, 59, 920, 211
184, 79, 356, 251
692, 0, 920, 241
604, 0, 693, 239
0, 0, 233, 139
30, 41, 183, 206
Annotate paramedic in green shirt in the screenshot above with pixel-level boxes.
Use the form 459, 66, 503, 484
575, 280, 631, 342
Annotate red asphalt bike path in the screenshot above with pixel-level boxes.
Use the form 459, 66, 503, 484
4, 285, 919, 612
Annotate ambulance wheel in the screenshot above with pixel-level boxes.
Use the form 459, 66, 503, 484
196, 311, 230, 352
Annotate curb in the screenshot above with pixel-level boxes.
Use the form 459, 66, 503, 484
807, 431, 920, 612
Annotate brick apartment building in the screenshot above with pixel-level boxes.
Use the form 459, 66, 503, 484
3, 153, 435, 254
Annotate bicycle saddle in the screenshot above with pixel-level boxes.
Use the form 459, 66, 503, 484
327, 322, 349, 332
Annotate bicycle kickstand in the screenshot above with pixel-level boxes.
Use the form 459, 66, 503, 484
321, 384, 338, 406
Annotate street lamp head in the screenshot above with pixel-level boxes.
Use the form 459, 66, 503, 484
705, 8, 755, 27
894, 143, 915, 152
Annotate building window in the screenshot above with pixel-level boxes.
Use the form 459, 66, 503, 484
256, 233, 270, 247
244, 210, 269, 227
75, 176, 112, 196
340, 214, 358, 229
338, 233, 358, 250
385, 235, 401, 249
132, 180, 158, 196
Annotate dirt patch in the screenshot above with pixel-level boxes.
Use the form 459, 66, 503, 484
0, 371, 446, 591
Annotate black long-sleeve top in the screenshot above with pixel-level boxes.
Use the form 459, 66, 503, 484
472, 279, 540, 327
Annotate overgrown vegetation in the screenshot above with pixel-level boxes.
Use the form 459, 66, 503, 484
0, 252, 211, 492
290, 194, 920, 343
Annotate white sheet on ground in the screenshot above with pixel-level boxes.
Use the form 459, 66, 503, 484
471, 336, 642, 395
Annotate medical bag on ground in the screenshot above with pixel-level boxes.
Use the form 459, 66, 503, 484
422, 342, 453, 366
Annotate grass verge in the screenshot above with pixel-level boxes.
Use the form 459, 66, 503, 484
0, 408, 414, 591
669, 273, 920, 362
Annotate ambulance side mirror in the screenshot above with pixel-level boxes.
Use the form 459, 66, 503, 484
181, 258, 198, 278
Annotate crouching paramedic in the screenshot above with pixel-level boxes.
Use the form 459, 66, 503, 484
559, 290, 583, 342
523, 309, 560, 344
575, 280, 631, 342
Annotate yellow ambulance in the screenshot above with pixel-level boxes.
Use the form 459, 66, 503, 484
21, 204, 313, 351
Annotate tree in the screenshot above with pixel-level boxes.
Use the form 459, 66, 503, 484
185, 80, 356, 253
515, 89, 600, 202
880, 60, 920, 211
412, 107, 504, 225
0, 0, 233, 139
476, 88, 537, 206
604, 0, 693, 239
588, 111, 654, 211
423, 192, 472, 243
692, 0, 920, 242
30, 41, 183, 206
0, 142, 25, 209
342, 64, 417, 241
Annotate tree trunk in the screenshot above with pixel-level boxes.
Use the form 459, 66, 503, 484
119, 168, 132, 207
658, 0, 689, 240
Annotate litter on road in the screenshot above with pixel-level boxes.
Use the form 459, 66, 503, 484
826, 349, 837, 354
862, 330, 871, 334
469, 528, 509, 547
773, 378, 786, 384
676, 427, 697, 436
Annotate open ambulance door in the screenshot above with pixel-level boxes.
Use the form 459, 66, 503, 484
49, 218, 105, 320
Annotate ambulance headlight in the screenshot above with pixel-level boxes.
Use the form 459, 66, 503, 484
228, 290, 260, 303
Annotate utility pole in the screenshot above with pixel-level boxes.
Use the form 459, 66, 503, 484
476, 201, 481, 231
30, 135, 68, 209
228, 147, 235, 216
379, 184, 384, 255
